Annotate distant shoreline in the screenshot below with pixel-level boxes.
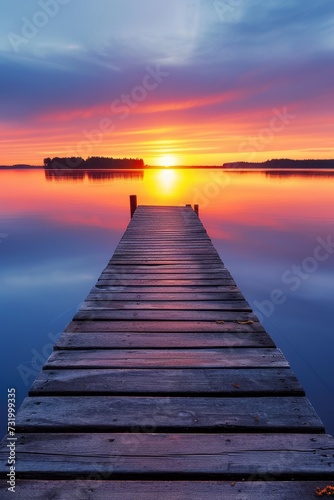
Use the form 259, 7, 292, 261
0, 165, 43, 169
1, 158, 334, 170
0, 165, 334, 174
222, 159, 334, 169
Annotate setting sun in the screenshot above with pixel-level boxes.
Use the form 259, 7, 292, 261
157, 155, 178, 168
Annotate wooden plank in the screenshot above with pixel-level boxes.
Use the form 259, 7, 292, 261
122, 223, 206, 226
118, 242, 213, 246
122, 223, 207, 228
104, 261, 225, 267
115, 246, 215, 251
1, 433, 332, 478
131, 215, 199, 218
125, 227, 207, 232
126, 213, 198, 216
110, 254, 223, 260
107, 259, 224, 266
114, 232, 210, 237
116, 240, 214, 245
96, 279, 236, 287
118, 243, 213, 248
119, 231, 210, 235
30, 367, 304, 396
123, 222, 204, 226
117, 231, 209, 235
121, 231, 210, 235
127, 226, 206, 229
126, 213, 200, 216
114, 243, 217, 249
93, 285, 240, 293
100, 271, 230, 278
88, 291, 246, 301
14, 397, 323, 432
118, 237, 214, 240
130, 215, 200, 218
55, 331, 275, 349
102, 265, 227, 274
112, 238, 212, 245
122, 225, 207, 228
80, 300, 252, 311
124, 217, 202, 220
1, 481, 333, 500
120, 234, 209, 239
100, 272, 233, 280
99, 274, 234, 281
65, 320, 266, 333
111, 254, 221, 259
112, 253, 221, 258
116, 247, 216, 251
73, 310, 256, 321
115, 238, 213, 242
45, 347, 288, 368
118, 236, 210, 241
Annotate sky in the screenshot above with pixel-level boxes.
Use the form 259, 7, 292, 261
1, 0, 334, 166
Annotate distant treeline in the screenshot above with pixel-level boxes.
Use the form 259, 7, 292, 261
223, 159, 334, 169
44, 156, 145, 169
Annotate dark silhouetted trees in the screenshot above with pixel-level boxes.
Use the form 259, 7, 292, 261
43, 156, 144, 169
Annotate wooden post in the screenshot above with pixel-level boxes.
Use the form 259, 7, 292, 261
194, 204, 199, 216
130, 195, 137, 218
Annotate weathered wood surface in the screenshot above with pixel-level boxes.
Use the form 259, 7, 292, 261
0, 205, 333, 496
14, 396, 323, 432
65, 319, 266, 333
45, 347, 288, 369
1, 433, 333, 478
104, 262, 226, 266
99, 272, 234, 280
55, 331, 275, 349
88, 290, 246, 301
30, 368, 304, 396
74, 309, 257, 321
94, 285, 241, 293
81, 300, 252, 311
102, 261, 228, 267
0, 481, 333, 500
96, 279, 236, 287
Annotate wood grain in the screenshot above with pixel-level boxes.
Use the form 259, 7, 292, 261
55, 331, 275, 349
80, 300, 252, 311
30, 368, 304, 396
14, 397, 323, 432
1, 433, 332, 478
0, 481, 333, 500
45, 347, 288, 369
65, 319, 267, 333
73, 310, 256, 321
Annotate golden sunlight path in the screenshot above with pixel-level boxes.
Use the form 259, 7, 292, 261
1, 205, 334, 498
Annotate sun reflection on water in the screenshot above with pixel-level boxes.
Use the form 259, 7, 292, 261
154, 168, 179, 196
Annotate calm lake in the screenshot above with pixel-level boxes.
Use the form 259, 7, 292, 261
0, 168, 334, 437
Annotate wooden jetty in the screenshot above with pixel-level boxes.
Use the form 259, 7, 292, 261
1, 202, 334, 498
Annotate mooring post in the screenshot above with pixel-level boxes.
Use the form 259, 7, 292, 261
130, 195, 137, 218
194, 204, 199, 216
